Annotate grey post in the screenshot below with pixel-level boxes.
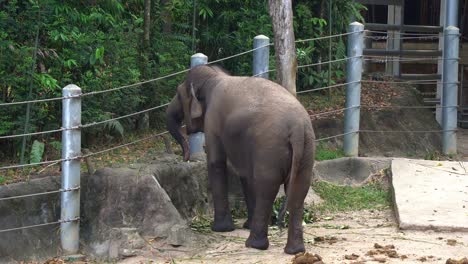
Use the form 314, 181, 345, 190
442, 26, 460, 155
253, 35, 270, 78
446, 0, 459, 27
344, 22, 364, 157
61, 84, 81, 254
189, 53, 208, 160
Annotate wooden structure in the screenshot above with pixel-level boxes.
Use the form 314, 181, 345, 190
357, 0, 468, 125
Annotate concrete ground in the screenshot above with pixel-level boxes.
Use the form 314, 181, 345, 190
392, 159, 468, 232
458, 129, 468, 160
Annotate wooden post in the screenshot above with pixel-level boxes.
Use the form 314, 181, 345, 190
268, 0, 297, 96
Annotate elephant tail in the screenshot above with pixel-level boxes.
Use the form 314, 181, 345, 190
277, 124, 306, 228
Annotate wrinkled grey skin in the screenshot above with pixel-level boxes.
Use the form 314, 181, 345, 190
166, 65, 315, 254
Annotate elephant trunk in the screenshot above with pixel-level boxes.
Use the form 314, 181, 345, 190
166, 97, 190, 161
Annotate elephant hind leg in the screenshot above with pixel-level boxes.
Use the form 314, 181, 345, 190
284, 168, 312, 254
245, 167, 282, 250
240, 176, 255, 229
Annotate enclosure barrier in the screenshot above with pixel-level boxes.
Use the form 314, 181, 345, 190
61, 84, 82, 254
0, 23, 462, 255
442, 26, 460, 155
344, 22, 364, 157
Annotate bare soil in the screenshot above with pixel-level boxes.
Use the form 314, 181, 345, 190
118, 210, 468, 264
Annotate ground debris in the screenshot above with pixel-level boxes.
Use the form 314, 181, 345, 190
43, 259, 65, 264
291, 252, 324, 264
447, 239, 458, 246
314, 236, 339, 245
418, 256, 427, 262
374, 243, 395, 249
344, 253, 360, 260
446, 257, 468, 264
365, 244, 400, 259
372, 257, 387, 263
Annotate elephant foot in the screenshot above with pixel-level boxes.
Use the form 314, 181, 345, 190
211, 219, 235, 232
284, 242, 305, 255
245, 234, 269, 250
242, 219, 251, 229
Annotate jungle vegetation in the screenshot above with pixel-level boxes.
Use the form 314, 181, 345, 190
0, 0, 364, 164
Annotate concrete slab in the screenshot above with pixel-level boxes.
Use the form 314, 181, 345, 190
392, 158, 468, 231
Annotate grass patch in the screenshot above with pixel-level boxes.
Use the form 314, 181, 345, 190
315, 144, 345, 161
311, 181, 391, 213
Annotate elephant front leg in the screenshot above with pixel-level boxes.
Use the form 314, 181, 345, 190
207, 145, 234, 232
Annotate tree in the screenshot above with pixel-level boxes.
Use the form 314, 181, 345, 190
268, 0, 297, 96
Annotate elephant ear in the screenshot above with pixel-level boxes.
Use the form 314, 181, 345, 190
190, 83, 203, 119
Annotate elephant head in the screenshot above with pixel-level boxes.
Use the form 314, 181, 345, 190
166, 65, 226, 160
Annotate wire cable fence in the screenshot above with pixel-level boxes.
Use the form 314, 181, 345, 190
2, 59, 449, 142
0, 217, 80, 234
0, 31, 356, 109
0, 186, 80, 202
1, 54, 358, 140
0, 66, 450, 162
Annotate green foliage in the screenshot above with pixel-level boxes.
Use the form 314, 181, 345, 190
424, 151, 442, 160
190, 214, 212, 233
316, 144, 345, 161
30, 140, 45, 164
272, 196, 317, 227
1, 0, 365, 163
295, 0, 365, 91
312, 181, 391, 213
49, 140, 61, 152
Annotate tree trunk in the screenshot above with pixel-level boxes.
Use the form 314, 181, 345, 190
161, 0, 173, 33
143, 0, 151, 49
268, 0, 297, 96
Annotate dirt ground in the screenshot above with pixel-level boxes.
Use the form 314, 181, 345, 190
118, 209, 468, 264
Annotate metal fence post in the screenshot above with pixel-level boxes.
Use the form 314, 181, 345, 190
253, 35, 270, 78
61, 84, 81, 254
445, 0, 459, 27
442, 26, 460, 155
344, 22, 364, 157
189, 53, 208, 160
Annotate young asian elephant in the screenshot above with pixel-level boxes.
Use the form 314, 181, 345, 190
166, 65, 315, 254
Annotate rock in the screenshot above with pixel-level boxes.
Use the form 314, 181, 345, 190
0, 176, 62, 262
276, 188, 323, 206
119, 248, 138, 258
82, 166, 189, 259
90, 240, 111, 258
314, 157, 391, 186
166, 224, 193, 246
